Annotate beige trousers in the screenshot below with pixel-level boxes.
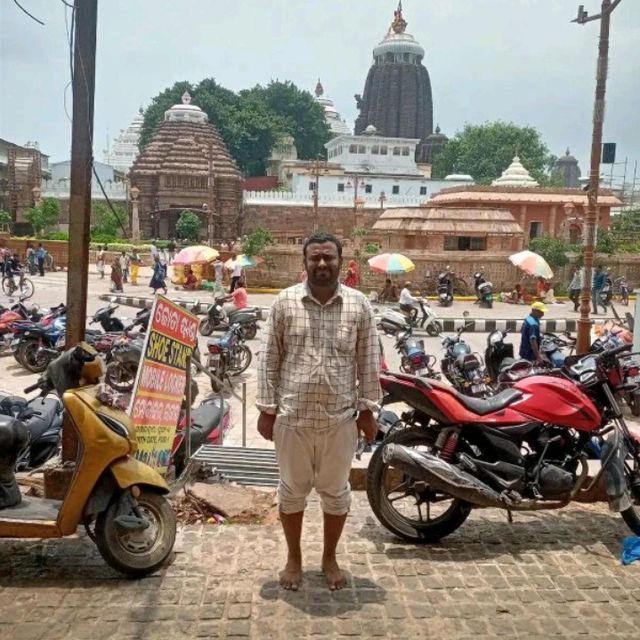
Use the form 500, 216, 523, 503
274, 418, 358, 516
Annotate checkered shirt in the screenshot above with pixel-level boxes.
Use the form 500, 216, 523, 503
256, 282, 381, 429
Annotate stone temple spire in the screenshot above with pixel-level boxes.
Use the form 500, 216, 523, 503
354, 2, 433, 162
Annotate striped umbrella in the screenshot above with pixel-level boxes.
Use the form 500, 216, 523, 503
172, 245, 219, 265
367, 253, 415, 275
225, 254, 264, 269
509, 250, 554, 279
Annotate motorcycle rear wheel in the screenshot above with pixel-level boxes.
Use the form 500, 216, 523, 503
230, 345, 252, 375
199, 318, 213, 337
367, 426, 472, 543
94, 490, 176, 578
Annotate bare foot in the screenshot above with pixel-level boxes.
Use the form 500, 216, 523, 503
322, 557, 347, 591
279, 558, 303, 591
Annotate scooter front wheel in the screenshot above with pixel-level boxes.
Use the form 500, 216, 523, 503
199, 318, 214, 336
95, 489, 176, 578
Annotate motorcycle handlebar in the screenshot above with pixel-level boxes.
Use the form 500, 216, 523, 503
599, 343, 632, 359
23, 382, 40, 394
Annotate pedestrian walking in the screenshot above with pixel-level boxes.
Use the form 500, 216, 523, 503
592, 265, 607, 315
150, 241, 159, 261
150, 255, 167, 295
120, 251, 130, 284
25, 243, 37, 275
256, 230, 380, 591
519, 301, 547, 364
36, 243, 46, 277
229, 255, 243, 292
110, 256, 123, 293
568, 266, 583, 312
343, 259, 360, 288
130, 250, 141, 286
96, 245, 106, 279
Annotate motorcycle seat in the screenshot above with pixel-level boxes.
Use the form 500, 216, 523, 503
456, 388, 523, 416
190, 404, 223, 432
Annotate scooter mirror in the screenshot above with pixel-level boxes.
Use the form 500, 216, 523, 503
463, 310, 470, 318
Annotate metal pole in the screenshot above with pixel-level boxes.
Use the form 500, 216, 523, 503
242, 381, 247, 448
184, 355, 192, 462
577, 0, 616, 353
207, 143, 215, 245
64, 0, 98, 461
312, 160, 319, 232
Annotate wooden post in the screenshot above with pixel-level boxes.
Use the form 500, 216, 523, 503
63, 0, 98, 461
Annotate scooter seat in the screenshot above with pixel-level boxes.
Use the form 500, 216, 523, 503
21, 398, 61, 442
455, 388, 523, 416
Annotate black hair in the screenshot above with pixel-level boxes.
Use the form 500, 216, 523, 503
303, 231, 342, 258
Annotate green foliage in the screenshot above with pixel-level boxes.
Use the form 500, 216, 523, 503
24, 198, 61, 237
365, 242, 380, 254
242, 227, 275, 258
528, 235, 570, 270
432, 121, 554, 185
0, 210, 12, 229
89, 242, 154, 252
91, 202, 129, 239
595, 228, 617, 256
91, 233, 118, 245
175, 210, 201, 241
140, 78, 330, 176
43, 231, 68, 240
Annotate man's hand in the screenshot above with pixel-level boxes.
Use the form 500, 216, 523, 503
356, 410, 378, 443
257, 412, 276, 441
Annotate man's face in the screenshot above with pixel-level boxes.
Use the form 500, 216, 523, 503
532, 309, 544, 319
304, 241, 342, 287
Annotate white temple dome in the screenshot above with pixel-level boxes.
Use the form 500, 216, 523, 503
313, 80, 351, 136
164, 92, 208, 124
492, 155, 539, 187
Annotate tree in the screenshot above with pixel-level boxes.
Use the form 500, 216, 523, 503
528, 235, 570, 270
595, 228, 617, 256
24, 198, 61, 237
175, 210, 201, 241
432, 121, 554, 185
140, 78, 331, 176
0, 210, 12, 232
242, 227, 275, 258
91, 202, 129, 239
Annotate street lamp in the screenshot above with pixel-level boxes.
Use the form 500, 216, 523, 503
573, 0, 623, 353
346, 174, 366, 230
130, 185, 141, 243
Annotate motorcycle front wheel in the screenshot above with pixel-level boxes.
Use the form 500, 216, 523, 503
19, 340, 52, 373
366, 426, 472, 543
105, 362, 136, 392
230, 345, 252, 375
94, 490, 176, 578
627, 391, 640, 418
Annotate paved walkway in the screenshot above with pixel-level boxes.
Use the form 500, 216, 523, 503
1, 495, 639, 639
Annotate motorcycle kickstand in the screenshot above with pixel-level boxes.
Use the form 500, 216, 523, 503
506, 509, 513, 524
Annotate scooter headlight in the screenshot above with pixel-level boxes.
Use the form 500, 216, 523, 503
488, 331, 503, 347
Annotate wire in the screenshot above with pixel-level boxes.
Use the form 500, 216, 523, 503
12, 0, 44, 25
59, 0, 75, 7
92, 166, 130, 238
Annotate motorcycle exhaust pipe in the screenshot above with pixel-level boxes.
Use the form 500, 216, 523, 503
382, 444, 505, 508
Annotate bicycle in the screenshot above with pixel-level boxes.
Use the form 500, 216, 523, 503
2, 270, 34, 299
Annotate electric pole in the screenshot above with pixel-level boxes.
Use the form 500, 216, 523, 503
574, 0, 623, 353
64, 0, 98, 459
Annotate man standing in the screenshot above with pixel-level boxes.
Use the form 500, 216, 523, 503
592, 265, 607, 315
519, 302, 547, 363
399, 281, 417, 319
229, 256, 243, 293
150, 241, 159, 262
36, 243, 46, 277
568, 265, 583, 312
167, 237, 177, 262
256, 231, 380, 591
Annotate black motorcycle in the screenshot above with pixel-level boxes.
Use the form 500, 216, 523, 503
474, 273, 493, 309
199, 297, 261, 340
394, 328, 439, 378
89, 304, 126, 333
207, 324, 252, 392
440, 323, 489, 397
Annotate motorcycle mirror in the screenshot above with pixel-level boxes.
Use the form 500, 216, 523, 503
109, 296, 117, 303
462, 310, 470, 318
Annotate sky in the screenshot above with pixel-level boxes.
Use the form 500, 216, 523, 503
1, 0, 639, 182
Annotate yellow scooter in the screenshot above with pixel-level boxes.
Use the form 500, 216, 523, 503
0, 343, 176, 577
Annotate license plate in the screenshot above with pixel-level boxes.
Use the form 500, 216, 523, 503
471, 384, 486, 394
10, 339, 20, 352
628, 375, 640, 383
208, 355, 220, 366
55, 337, 65, 348
416, 368, 429, 376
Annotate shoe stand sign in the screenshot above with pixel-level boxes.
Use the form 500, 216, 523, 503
128, 294, 199, 475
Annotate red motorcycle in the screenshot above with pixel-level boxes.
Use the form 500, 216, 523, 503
367, 343, 640, 543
